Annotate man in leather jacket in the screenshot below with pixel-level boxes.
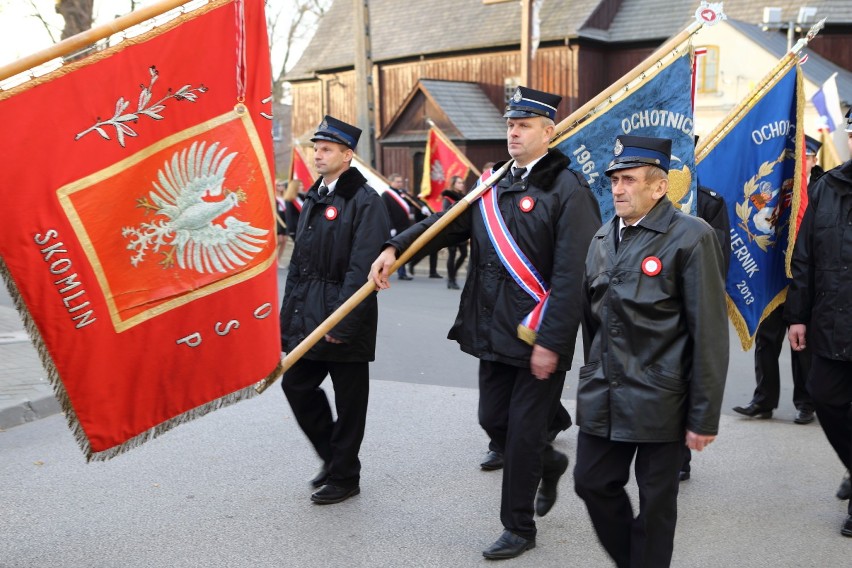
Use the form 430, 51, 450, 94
574, 135, 728, 567
785, 112, 852, 537
370, 87, 600, 560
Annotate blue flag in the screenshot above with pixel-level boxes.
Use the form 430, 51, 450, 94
552, 54, 696, 221
696, 63, 802, 350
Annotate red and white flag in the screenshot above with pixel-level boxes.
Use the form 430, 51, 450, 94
289, 145, 315, 189
0, 0, 281, 460
419, 125, 478, 212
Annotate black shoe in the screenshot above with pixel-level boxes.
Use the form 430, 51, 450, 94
837, 474, 851, 501
535, 451, 569, 517
398, 274, 413, 281
842, 515, 852, 537
309, 464, 329, 488
794, 408, 815, 424
732, 403, 772, 419
480, 450, 504, 471
447, 280, 460, 290
482, 530, 535, 560
408, 263, 415, 275
429, 272, 443, 278
678, 470, 691, 482
310, 484, 360, 504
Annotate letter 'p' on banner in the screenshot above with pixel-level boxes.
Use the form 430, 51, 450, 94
0, 0, 282, 460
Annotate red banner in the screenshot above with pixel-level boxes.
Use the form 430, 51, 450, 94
419, 126, 473, 212
288, 145, 315, 188
0, 0, 281, 460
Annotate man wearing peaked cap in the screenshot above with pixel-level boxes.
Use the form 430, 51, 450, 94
370, 86, 601, 559
503, 86, 562, 120
575, 135, 728, 566
786, 106, 852, 538
311, 114, 361, 149
805, 134, 825, 183
279, 115, 389, 505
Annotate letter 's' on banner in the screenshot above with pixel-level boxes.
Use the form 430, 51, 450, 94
0, 0, 281, 460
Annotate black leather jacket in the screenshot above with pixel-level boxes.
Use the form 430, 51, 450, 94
785, 160, 852, 361
579, 197, 729, 442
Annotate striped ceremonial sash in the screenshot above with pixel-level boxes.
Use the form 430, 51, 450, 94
477, 171, 550, 345
385, 188, 411, 214
291, 195, 303, 213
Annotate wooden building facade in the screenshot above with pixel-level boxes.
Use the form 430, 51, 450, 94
284, 0, 852, 187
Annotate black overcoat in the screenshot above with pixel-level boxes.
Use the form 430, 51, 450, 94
785, 160, 852, 361
280, 167, 390, 362
389, 149, 601, 370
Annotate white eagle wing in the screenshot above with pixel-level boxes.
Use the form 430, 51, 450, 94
174, 217, 269, 273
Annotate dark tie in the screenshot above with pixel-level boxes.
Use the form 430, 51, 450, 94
511, 167, 527, 184
318, 185, 329, 198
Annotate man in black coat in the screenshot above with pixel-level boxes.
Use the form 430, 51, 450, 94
785, 112, 852, 537
381, 174, 414, 280
574, 135, 728, 567
279, 115, 390, 505
371, 87, 601, 559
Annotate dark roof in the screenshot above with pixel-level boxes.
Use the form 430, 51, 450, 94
593, 0, 852, 42
288, 0, 852, 80
380, 80, 505, 144
287, 0, 601, 80
421, 80, 506, 140
726, 18, 852, 105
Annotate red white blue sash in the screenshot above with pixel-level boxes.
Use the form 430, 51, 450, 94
477, 170, 550, 344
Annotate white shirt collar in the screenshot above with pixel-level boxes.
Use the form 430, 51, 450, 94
320, 177, 339, 193
617, 216, 646, 241
514, 153, 547, 179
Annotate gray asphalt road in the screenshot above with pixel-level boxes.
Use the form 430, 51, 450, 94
1, 268, 848, 568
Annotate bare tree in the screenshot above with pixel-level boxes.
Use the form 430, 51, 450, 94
267, 0, 331, 102
55, 0, 94, 40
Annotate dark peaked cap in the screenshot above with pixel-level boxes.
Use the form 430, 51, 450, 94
605, 135, 672, 175
503, 86, 561, 120
311, 115, 361, 149
804, 134, 822, 156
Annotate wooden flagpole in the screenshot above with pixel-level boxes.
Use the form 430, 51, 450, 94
255, 159, 514, 393
0, 0, 195, 83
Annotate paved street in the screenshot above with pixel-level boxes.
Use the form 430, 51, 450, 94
1, 263, 850, 566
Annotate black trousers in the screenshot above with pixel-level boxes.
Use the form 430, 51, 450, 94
574, 432, 682, 568
478, 360, 566, 539
281, 358, 369, 488
446, 244, 468, 281
753, 305, 812, 410
487, 398, 572, 453
809, 354, 852, 514
409, 251, 439, 275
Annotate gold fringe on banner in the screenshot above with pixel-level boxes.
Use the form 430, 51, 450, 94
1, 256, 282, 462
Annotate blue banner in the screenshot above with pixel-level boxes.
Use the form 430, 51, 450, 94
552, 54, 697, 221
696, 64, 801, 349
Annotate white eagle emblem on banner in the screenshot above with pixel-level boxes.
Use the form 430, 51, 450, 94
122, 140, 269, 274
